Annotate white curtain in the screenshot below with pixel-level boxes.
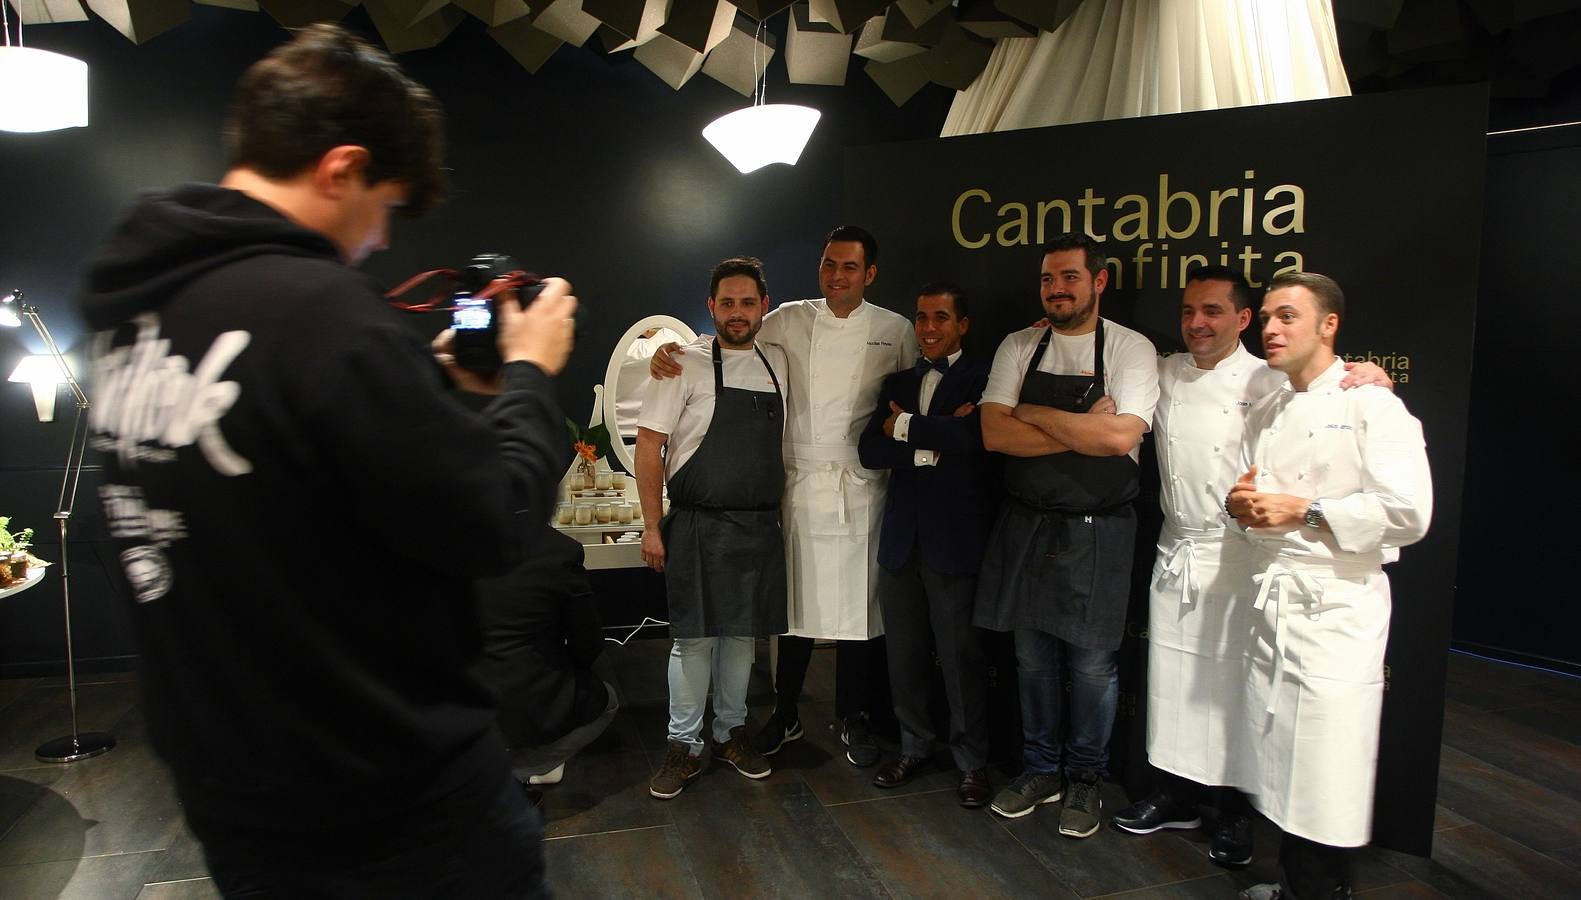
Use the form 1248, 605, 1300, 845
942, 0, 1351, 137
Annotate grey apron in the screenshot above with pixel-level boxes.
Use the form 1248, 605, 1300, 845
974, 321, 1139, 650
661, 340, 788, 638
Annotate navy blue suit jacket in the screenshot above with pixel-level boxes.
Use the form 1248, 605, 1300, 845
858, 353, 1000, 576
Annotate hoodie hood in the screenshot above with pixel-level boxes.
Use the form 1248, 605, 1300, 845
80, 183, 341, 330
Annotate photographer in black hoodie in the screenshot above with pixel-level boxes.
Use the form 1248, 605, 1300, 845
76, 24, 574, 898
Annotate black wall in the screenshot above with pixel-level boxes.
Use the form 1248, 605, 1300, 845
1454, 126, 1581, 672
0, 8, 952, 674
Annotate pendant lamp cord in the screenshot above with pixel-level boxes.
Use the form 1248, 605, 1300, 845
753, 16, 766, 107
2, 0, 20, 48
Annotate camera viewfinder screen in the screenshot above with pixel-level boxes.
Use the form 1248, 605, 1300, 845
452, 295, 491, 331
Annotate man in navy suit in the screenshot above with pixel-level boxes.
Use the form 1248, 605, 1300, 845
858, 284, 998, 808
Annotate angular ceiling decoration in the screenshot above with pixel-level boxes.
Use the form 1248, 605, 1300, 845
22, 0, 1581, 108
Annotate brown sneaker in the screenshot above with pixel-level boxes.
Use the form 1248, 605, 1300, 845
713, 725, 772, 780
649, 740, 707, 799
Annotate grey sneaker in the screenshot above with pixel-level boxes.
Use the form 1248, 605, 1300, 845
989, 771, 1063, 819
649, 740, 707, 799
1237, 884, 1281, 900
1059, 770, 1104, 837
714, 725, 772, 780
837, 713, 880, 768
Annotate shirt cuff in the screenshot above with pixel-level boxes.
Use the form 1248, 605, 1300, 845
892, 412, 912, 442
914, 449, 937, 467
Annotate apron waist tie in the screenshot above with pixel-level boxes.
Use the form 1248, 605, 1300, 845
1157, 538, 1198, 606
670, 501, 780, 513
1251, 562, 1325, 715
832, 463, 872, 527
787, 459, 873, 528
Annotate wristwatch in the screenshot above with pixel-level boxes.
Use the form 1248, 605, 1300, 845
1303, 500, 1325, 529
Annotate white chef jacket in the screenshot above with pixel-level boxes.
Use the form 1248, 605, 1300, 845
981, 319, 1159, 462
637, 335, 788, 479
761, 299, 918, 640
1146, 344, 1284, 786
1235, 356, 1433, 847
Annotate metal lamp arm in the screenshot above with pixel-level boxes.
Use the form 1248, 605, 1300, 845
19, 298, 90, 519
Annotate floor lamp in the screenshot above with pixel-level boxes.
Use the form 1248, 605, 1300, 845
2, 289, 114, 763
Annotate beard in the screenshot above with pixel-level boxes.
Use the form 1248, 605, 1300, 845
1044, 291, 1095, 330
715, 315, 761, 348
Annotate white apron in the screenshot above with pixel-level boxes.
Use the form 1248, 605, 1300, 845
1239, 552, 1390, 847
1146, 348, 1279, 785
783, 443, 886, 639
1146, 525, 1257, 786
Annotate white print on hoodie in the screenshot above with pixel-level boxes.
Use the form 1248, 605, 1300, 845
89, 312, 253, 476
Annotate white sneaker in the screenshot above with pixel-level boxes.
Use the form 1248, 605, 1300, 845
528, 762, 565, 785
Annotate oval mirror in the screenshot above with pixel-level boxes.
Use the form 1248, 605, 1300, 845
601, 315, 695, 475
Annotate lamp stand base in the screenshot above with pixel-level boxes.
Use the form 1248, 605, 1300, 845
36, 732, 115, 764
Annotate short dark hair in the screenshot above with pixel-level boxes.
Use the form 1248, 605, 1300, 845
1185, 264, 1256, 311
1267, 271, 1345, 322
1039, 232, 1106, 276
709, 256, 768, 299
224, 24, 447, 215
823, 225, 878, 268
917, 281, 969, 319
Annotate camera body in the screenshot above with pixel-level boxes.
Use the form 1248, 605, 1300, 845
450, 253, 545, 375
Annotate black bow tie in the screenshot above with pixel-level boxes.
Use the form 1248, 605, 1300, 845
914, 356, 949, 376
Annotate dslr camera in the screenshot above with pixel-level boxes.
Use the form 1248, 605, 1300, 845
449, 253, 547, 375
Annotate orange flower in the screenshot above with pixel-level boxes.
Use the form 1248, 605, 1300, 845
573, 440, 598, 463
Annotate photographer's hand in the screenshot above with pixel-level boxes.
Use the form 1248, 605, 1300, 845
500, 277, 577, 375
432, 330, 503, 395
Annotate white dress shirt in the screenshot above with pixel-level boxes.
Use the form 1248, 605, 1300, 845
890, 348, 963, 467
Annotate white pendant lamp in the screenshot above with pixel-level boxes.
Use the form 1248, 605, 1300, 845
703, 103, 821, 174
0, 2, 89, 134
702, 17, 819, 174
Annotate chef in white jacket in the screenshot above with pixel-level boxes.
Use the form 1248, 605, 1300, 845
1228, 272, 1432, 900
1110, 267, 1392, 867
651, 226, 917, 766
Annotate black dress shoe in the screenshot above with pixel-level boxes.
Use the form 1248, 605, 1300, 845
1110, 792, 1202, 834
873, 755, 930, 788
1209, 812, 1254, 867
958, 769, 991, 808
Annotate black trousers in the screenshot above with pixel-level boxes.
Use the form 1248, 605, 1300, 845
773, 634, 888, 721
1280, 833, 1353, 899
877, 551, 989, 771
1154, 769, 1253, 817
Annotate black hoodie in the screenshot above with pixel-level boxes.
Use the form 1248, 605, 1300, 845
78, 184, 566, 832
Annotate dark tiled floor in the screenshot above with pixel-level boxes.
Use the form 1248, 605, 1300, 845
0, 649, 1578, 898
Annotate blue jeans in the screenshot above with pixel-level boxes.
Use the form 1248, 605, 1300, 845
1014, 628, 1118, 776
667, 636, 754, 750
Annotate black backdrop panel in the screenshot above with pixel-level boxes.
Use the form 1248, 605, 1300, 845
844, 84, 1488, 856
